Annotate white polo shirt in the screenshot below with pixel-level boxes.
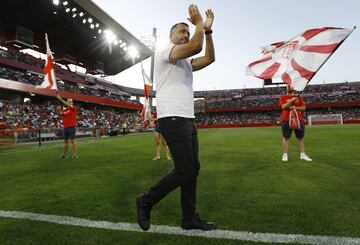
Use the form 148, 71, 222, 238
155, 43, 194, 119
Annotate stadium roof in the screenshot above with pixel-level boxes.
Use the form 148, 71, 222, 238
0, 0, 153, 75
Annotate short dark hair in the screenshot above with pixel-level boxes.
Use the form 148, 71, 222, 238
170, 22, 189, 34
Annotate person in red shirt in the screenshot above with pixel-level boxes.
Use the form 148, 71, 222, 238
279, 85, 312, 162
57, 91, 78, 159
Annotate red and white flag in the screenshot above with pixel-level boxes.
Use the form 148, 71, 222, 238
246, 27, 354, 91
140, 63, 152, 126
37, 33, 57, 90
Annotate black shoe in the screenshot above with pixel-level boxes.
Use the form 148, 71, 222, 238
181, 214, 217, 231
136, 193, 151, 231
59, 154, 66, 159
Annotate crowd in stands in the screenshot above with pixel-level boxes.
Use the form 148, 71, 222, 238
0, 47, 141, 105
2, 97, 360, 132
196, 111, 280, 125
305, 107, 360, 121
0, 64, 141, 105
195, 107, 360, 126
0, 48, 42, 69
203, 82, 358, 100
0, 99, 142, 134
1, 47, 360, 131
0, 65, 43, 85
204, 82, 360, 109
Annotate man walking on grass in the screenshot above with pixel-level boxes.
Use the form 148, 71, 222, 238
136, 4, 216, 231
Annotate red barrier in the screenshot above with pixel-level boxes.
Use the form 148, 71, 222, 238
0, 79, 142, 110
344, 120, 360, 124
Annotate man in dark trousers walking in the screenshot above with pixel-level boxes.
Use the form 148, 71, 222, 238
136, 4, 216, 231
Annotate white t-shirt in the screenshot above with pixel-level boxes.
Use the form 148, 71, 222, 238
155, 43, 194, 119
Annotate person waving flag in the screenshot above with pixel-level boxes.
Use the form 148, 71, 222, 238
246, 27, 355, 91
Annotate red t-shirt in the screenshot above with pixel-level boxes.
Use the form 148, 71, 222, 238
151, 111, 158, 123
62, 107, 77, 128
279, 95, 305, 121
0, 121, 7, 129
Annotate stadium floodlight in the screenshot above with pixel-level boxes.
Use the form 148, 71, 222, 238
104, 30, 116, 43
72, 13, 77, 18
72, 8, 77, 12
79, 12, 84, 17
65, 8, 70, 13
13, 44, 22, 49
95, 23, 99, 28
82, 18, 87, 24
98, 29, 102, 34
63, 1, 68, 6
127, 46, 138, 58
128, 46, 139, 57
88, 18, 93, 23
90, 24, 95, 29
53, 0, 59, 5
114, 40, 119, 45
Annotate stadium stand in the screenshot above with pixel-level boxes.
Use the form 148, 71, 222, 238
0, 0, 153, 146
1, 38, 359, 138
195, 82, 360, 128
1, 0, 359, 146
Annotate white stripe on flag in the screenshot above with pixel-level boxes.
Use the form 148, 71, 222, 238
141, 63, 152, 124
36, 33, 57, 90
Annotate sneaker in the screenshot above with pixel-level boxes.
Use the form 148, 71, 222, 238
181, 214, 217, 231
136, 193, 152, 231
300, 154, 312, 161
59, 154, 66, 159
281, 154, 288, 162
72, 155, 78, 159
152, 156, 160, 160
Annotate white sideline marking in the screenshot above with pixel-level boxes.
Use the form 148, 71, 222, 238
0, 139, 99, 155
0, 134, 142, 155
0, 211, 359, 244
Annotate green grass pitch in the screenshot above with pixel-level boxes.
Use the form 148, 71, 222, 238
0, 125, 359, 244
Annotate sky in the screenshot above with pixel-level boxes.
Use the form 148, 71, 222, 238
93, 0, 360, 91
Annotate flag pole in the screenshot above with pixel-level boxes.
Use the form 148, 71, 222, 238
149, 27, 157, 108
296, 26, 356, 97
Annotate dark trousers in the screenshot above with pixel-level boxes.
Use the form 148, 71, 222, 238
142, 117, 200, 222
